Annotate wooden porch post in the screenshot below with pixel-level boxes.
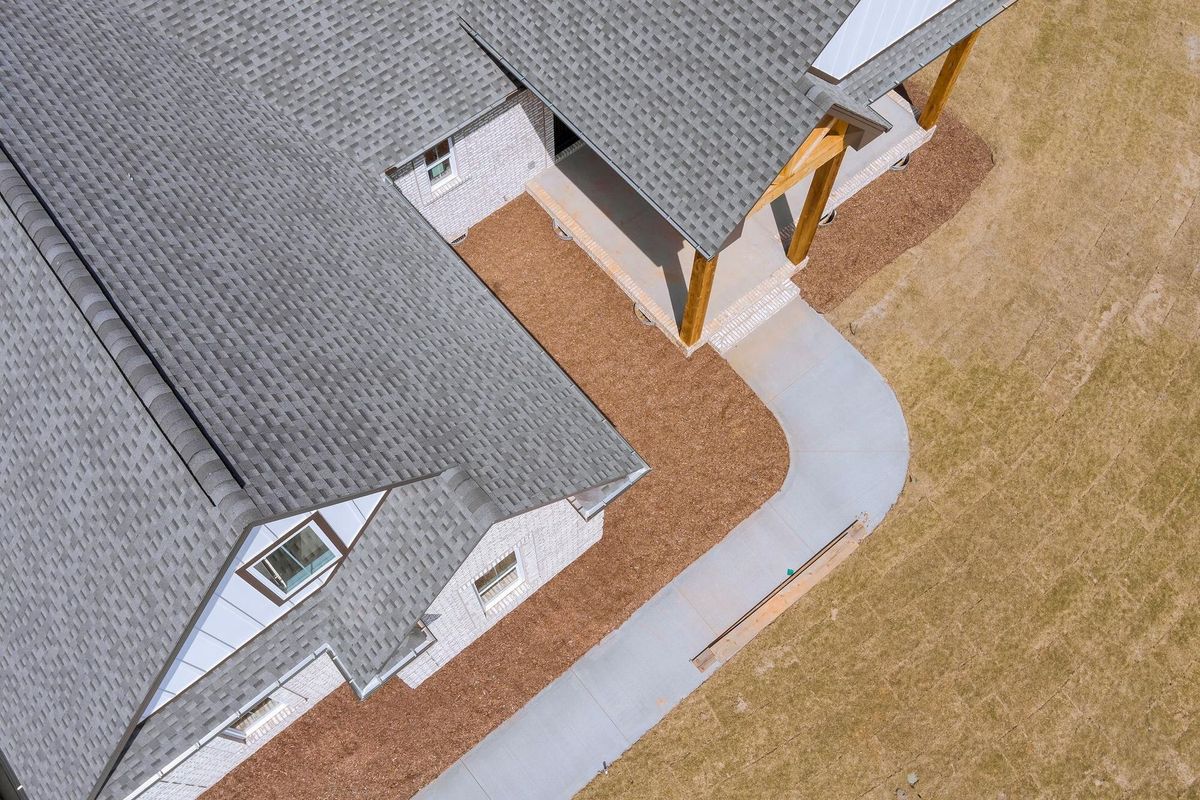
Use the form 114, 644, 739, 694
786, 144, 847, 265
918, 28, 982, 130
679, 251, 718, 347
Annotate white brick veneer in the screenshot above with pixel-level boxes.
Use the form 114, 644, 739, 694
132, 500, 602, 798
398, 499, 603, 687
390, 90, 555, 241
131, 654, 344, 800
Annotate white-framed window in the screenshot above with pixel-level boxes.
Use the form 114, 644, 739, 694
220, 696, 288, 743
240, 514, 344, 603
423, 137, 457, 189
473, 550, 523, 609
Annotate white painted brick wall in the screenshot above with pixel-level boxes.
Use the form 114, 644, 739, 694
398, 499, 603, 687
389, 90, 555, 241
130, 654, 344, 800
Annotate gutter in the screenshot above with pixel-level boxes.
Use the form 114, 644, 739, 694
118, 648, 332, 800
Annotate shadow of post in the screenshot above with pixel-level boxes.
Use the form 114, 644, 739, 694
557, 147, 692, 325
769, 195, 795, 255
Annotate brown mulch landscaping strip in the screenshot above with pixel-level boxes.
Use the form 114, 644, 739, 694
797, 85, 994, 312
202, 194, 790, 800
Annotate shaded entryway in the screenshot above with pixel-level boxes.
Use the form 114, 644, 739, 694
528, 91, 932, 354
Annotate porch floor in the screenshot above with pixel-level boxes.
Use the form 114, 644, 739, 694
527, 91, 932, 353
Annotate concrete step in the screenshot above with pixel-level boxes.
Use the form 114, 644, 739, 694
709, 280, 800, 354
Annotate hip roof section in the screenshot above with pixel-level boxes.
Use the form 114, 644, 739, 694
1, 0, 643, 522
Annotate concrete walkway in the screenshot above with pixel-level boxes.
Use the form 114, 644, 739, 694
414, 298, 909, 800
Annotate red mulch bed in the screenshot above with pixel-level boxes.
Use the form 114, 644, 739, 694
202, 195, 789, 800
797, 85, 994, 311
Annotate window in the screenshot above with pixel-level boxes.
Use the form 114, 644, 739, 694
240, 514, 344, 603
423, 137, 456, 188
252, 524, 335, 595
221, 696, 287, 743
473, 551, 522, 609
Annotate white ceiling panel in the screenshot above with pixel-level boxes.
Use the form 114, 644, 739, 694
811, 0, 958, 80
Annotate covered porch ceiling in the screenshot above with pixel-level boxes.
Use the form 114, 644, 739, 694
528, 92, 932, 354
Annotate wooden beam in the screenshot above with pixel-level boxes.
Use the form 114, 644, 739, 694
778, 119, 835, 176
679, 251, 718, 347
750, 119, 849, 215
786, 144, 846, 265
919, 28, 981, 130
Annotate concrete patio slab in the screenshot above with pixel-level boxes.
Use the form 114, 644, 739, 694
527, 92, 932, 353
415, 295, 909, 800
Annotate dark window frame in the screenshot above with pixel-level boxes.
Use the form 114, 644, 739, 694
423, 136, 457, 188
236, 512, 348, 606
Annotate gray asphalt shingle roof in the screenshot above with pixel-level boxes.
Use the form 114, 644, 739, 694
107, 0, 1014, 261
0, 156, 259, 800
99, 468, 502, 800
117, 0, 517, 170
0, 1, 641, 797
0, 0, 1014, 797
459, 0, 1013, 258
1, 0, 642, 523
459, 0, 860, 259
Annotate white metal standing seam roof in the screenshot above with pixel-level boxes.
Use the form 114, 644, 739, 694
811, 0, 959, 81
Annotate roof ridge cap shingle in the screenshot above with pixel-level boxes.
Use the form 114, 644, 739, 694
2, 148, 266, 800
0, 152, 259, 519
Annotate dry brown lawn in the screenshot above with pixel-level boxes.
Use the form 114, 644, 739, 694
798, 83, 994, 312
580, 1, 1200, 798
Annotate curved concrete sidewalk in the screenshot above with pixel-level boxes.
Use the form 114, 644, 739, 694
415, 298, 909, 800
